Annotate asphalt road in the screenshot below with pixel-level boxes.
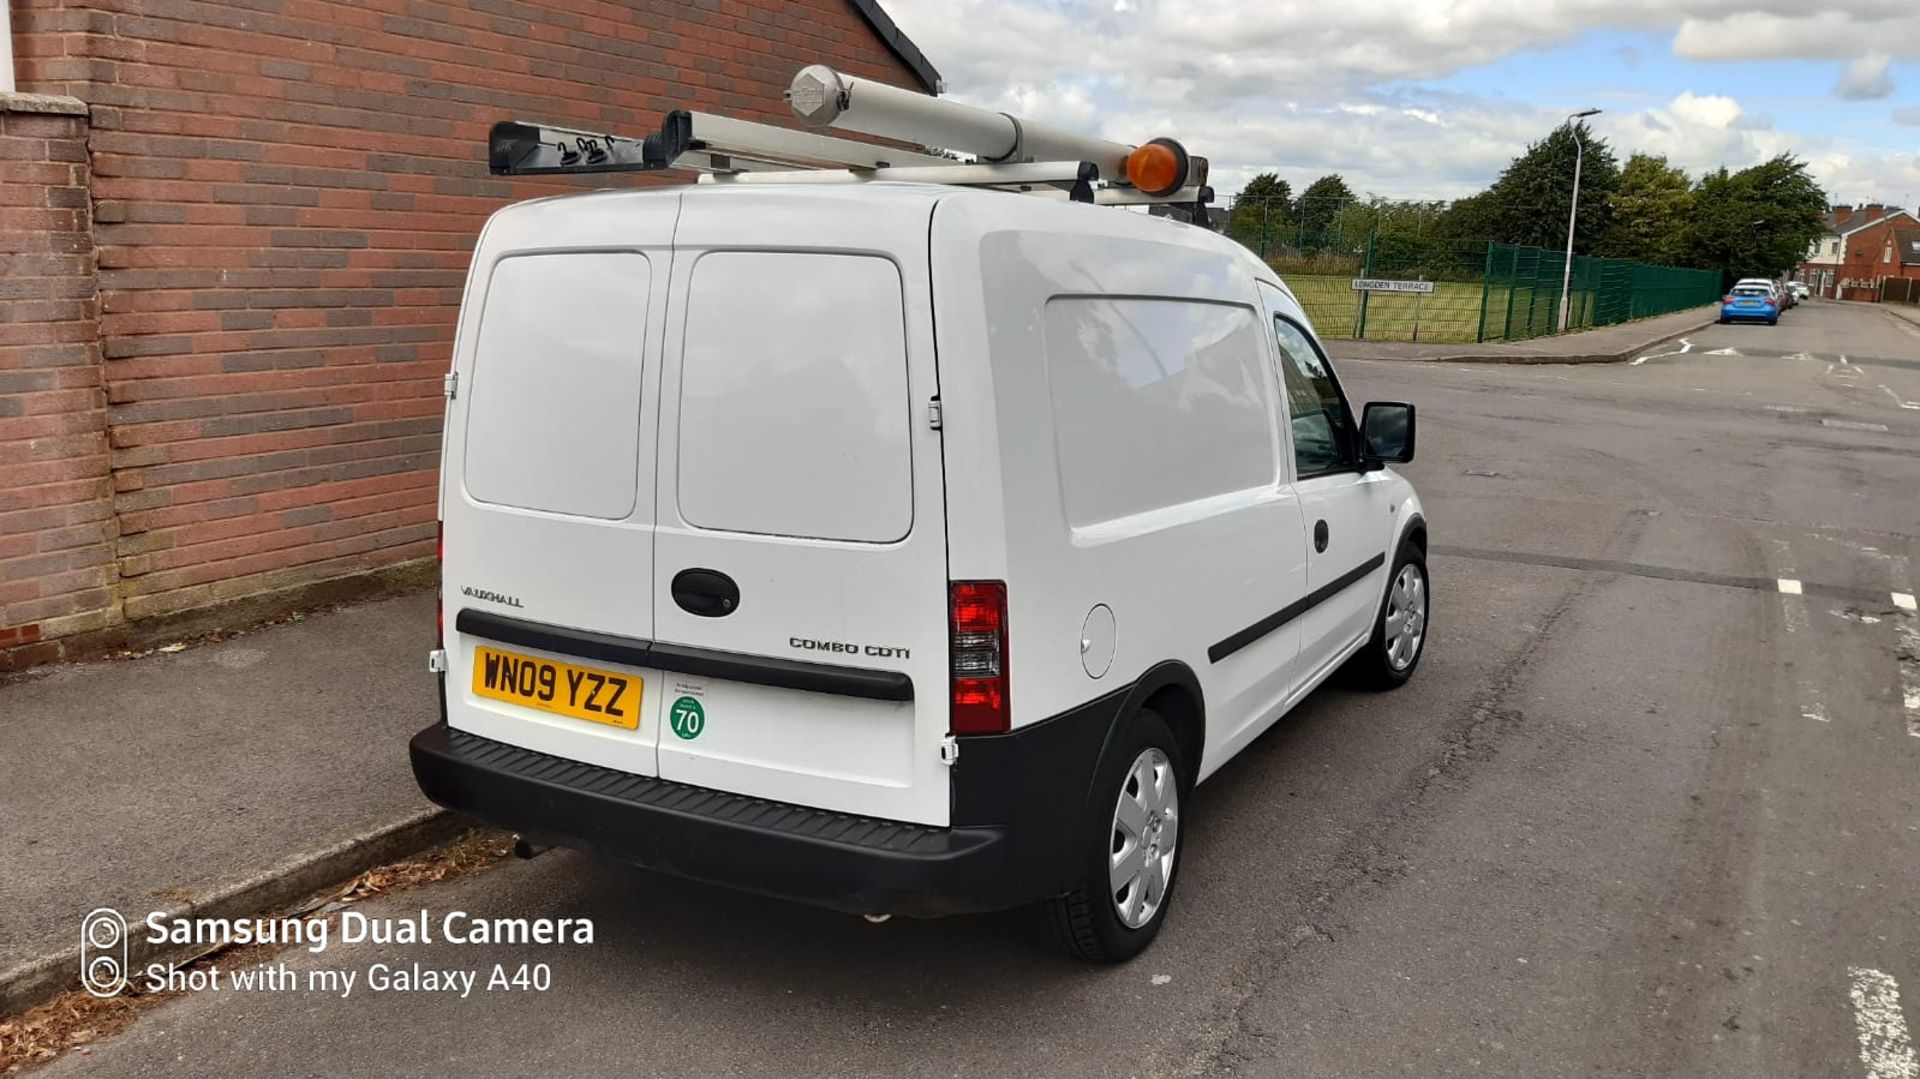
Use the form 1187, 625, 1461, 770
45, 301, 1920, 1079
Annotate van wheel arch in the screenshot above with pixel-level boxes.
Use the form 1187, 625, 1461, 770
1098, 661, 1205, 793
1403, 515, 1427, 559
1139, 682, 1203, 791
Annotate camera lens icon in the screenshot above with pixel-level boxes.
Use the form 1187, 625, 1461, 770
80, 908, 128, 998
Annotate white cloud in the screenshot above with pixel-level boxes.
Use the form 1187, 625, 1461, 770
1835, 54, 1896, 100
1896, 106, 1920, 126
1672, 10, 1920, 61
881, 0, 1919, 201
1602, 93, 1920, 208
1667, 92, 1743, 128
895, 0, 1920, 104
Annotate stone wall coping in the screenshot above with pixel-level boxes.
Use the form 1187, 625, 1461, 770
0, 92, 89, 116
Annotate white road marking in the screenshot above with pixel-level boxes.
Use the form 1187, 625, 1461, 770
1773, 540, 1826, 722
1900, 620, 1920, 739
1895, 593, 1918, 612
1824, 418, 1891, 432
1772, 541, 1810, 635
1631, 338, 1693, 366
1880, 386, 1920, 410
1766, 404, 1811, 413
1848, 967, 1919, 1079
1704, 347, 1739, 356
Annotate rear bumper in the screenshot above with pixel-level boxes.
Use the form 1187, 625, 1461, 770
411, 683, 1128, 916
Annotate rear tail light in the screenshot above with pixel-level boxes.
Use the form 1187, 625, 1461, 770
1722, 295, 1733, 304
949, 580, 1008, 735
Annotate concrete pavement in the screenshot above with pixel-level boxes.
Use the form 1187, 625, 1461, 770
1880, 299, 1920, 331
1326, 304, 1720, 364
0, 591, 451, 1013
24, 302, 1919, 1076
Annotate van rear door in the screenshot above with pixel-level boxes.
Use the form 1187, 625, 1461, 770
440, 193, 677, 779
651, 188, 951, 827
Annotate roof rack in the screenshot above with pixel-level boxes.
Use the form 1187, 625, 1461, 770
487, 65, 1214, 224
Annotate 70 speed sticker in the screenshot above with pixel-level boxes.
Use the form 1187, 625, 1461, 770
669, 696, 706, 740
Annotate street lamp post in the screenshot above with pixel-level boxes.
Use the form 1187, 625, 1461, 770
1558, 108, 1602, 334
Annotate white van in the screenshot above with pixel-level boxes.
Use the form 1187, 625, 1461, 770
412, 98, 1428, 963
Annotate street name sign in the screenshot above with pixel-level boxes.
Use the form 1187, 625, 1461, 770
1350, 278, 1436, 294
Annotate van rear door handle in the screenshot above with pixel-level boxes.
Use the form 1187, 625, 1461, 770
1313, 520, 1329, 553
671, 568, 740, 618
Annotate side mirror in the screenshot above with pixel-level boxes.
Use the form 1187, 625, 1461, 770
1360, 402, 1415, 465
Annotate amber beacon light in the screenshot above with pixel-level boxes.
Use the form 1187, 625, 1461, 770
1125, 139, 1191, 199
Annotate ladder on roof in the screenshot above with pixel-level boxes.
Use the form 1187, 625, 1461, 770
487, 64, 1214, 221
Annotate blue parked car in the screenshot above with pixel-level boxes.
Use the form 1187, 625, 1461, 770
1719, 284, 1778, 325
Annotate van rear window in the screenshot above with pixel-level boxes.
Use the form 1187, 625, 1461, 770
463, 252, 650, 520
1043, 298, 1275, 528
675, 252, 913, 544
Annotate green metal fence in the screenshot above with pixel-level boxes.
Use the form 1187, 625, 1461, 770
1222, 203, 1723, 343
1474, 243, 1722, 343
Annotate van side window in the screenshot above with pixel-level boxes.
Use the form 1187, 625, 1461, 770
1042, 298, 1275, 528
1271, 316, 1356, 476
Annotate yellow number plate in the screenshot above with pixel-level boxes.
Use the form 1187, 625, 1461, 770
471, 646, 642, 730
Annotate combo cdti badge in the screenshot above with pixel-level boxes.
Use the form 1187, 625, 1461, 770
411, 66, 1430, 962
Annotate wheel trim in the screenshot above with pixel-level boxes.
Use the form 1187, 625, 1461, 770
1109, 747, 1179, 930
1382, 563, 1426, 671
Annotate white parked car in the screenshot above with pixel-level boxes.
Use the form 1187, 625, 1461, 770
1735, 277, 1787, 310
413, 91, 1429, 962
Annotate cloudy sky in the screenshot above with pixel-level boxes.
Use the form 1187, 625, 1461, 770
883, 0, 1919, 206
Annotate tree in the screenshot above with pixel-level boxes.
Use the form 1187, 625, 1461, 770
1479, 121, 1620, 251
1330, 200, 1379, 246
1597, 153, 1693, 266
1229, 173, 1293, 253
1682, 155, 1827, 281
1432, 191, 1499, 240
1295, 174, 1356, 245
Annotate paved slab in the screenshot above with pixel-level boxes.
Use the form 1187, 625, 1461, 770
0, 591, 446, 1007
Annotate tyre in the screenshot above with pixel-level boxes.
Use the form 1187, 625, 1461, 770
1717, 317, 1727, 324
1349, 540, 1429, 689
1768, 317, 1778, 326
1042, 708, 1185, 963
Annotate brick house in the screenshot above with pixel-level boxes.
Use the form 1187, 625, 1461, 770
1879, 227, 1920, 304
0, 0, 939, 669
1795, 203, 1919, 300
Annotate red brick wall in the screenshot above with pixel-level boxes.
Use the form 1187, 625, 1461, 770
8, 0, 925, 638
0, 93, 113, 664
